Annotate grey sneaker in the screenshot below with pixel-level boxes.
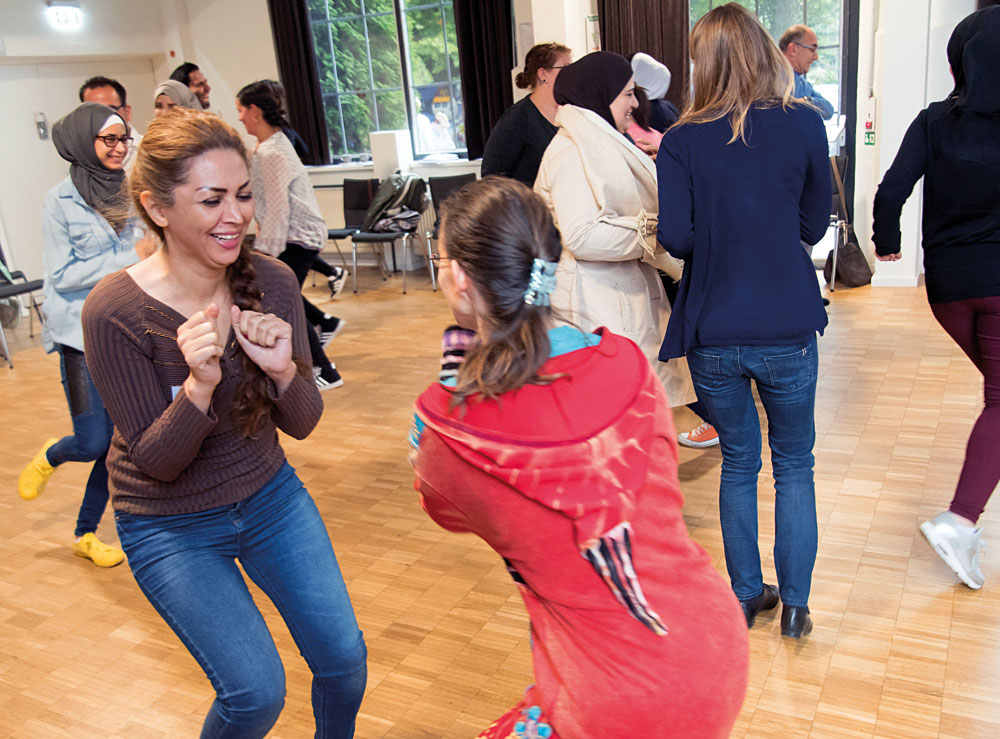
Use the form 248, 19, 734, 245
919, 511, 985, 590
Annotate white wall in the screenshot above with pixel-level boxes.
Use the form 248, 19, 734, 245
160, 0, 279, 129
854, 0, 975, 286
0, 0, 278, 278
510, 0, 598, 102
522, 0, 597, 57
0, 60, 159, 281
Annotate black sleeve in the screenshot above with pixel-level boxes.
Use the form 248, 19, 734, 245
480, 107, 525, 178
872, 110, 929, 256
649, 100, 679, 133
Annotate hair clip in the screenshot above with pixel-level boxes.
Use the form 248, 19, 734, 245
523, 258, 559, 306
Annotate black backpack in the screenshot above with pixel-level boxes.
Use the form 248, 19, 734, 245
362, 171, 428, 232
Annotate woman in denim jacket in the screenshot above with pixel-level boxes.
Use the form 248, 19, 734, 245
18, 102, 148, 567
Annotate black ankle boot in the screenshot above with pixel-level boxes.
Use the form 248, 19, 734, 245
739, 583, 779, 628
780, 605, 813, 638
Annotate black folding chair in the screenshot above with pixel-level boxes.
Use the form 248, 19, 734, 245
351, 177, 433, 295
325, 178, 382, 292
421, 173, 477, 292
0, 241, 44, 368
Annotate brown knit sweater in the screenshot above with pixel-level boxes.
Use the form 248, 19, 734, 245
81, 254, 323, 515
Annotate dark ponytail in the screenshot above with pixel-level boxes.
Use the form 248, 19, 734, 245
236, 79, 291, 128
516, 42, 572, 89
438, 177, 564, 406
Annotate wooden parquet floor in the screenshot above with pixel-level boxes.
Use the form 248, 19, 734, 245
1, 268, 998, 738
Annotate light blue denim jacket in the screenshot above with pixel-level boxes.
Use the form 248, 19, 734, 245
793, 72, 835, 120
42, 176, 140, 352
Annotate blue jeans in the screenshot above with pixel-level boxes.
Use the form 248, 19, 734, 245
114, 463, 367, 739
686, 338, 819, 608
48, 345, 114, 537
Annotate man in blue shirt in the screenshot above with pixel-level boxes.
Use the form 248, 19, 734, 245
779, 25, 835, 120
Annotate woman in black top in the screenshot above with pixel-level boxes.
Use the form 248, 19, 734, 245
480, 42, 571, 187
873, 6, 1000, 591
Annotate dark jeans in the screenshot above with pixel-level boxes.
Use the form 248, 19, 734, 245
311, 254, 337, 278
931, 296, 1000, 524
686, 337, 819, 608
47, 345, 113, 537
277, 243, 331, 371
114, 463, 367, 738
687, 399, 713, 426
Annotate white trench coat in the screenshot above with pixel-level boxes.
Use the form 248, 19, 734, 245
534, 105, 695, 407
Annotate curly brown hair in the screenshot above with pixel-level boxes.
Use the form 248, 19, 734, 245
131, 108, 305, 437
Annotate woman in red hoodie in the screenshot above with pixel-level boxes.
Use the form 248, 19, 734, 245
410, 177, 748, 738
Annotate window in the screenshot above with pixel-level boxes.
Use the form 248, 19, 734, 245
689, 0, 844, 115
308, 0, 465, 163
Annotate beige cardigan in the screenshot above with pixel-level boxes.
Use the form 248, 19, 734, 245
535, 105, 694, 407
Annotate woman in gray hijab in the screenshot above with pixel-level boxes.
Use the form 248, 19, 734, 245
153, 79, 200, 117
18, 102, 146, 567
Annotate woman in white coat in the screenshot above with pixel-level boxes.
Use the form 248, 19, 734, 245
534, 51, 694, 407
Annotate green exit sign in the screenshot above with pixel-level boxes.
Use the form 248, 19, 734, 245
864, 131, 876, 146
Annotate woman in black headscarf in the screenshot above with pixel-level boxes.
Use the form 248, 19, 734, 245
18, 102, 146, 567
873, 6, 1000, 591
533, 51, 696, 409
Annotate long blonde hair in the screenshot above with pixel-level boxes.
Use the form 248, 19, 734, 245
676, 3, 795, 144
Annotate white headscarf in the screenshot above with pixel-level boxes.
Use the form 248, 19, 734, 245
630, 53, 672, 101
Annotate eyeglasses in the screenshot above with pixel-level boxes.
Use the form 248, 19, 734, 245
428, 253, 451, 265
546, 64, 570, 69
95, 134, 133, 148
793, 42, 819, 52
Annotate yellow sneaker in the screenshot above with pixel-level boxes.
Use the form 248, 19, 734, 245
19, 438, 60, 500
73, 533, 126, 568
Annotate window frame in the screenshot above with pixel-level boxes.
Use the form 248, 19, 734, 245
309, 0, 466, 163
395, 0, 465, 160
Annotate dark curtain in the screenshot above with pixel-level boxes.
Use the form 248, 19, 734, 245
266, 0, 330, 165
453, 0, 514, 160
597, 0, 689, 109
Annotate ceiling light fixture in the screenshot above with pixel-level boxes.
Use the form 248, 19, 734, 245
46, 0, 83, 32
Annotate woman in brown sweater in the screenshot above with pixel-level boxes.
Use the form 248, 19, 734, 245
81, 109, 366, 739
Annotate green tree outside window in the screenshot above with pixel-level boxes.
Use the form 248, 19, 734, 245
688, 0, 843, 111
309, 0, 464, 162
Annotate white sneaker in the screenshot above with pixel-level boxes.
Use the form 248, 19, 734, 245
919, 511, 985, 589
